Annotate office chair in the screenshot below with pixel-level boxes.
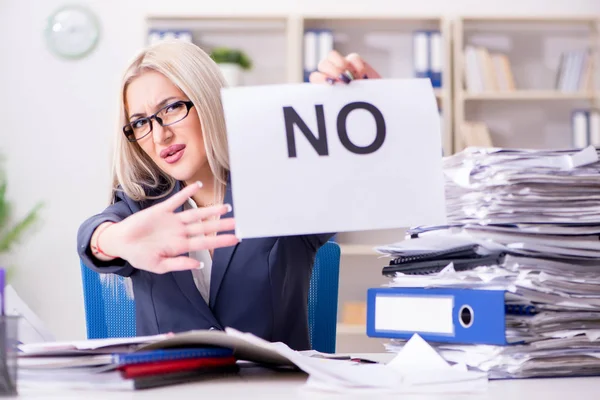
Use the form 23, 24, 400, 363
80, 241, 341, 353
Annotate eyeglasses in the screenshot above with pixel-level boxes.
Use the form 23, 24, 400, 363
123, 100, 195, 142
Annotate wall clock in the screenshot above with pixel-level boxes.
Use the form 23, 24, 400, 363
44, 5, 101, 60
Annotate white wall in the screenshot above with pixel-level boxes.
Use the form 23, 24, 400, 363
1, 0, 599, 341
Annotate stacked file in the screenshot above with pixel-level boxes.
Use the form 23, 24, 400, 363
371, 145, 600, 379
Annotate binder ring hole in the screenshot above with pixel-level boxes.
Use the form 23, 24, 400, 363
459, 305, 474, 328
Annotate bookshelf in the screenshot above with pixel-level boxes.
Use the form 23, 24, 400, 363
453, 16, 599, 152
145, 15, 293, 85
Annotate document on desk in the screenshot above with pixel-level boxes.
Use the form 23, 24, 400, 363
221, 79, 446, 239
224, 328, 487, 393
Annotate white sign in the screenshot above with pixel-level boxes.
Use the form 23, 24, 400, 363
221, 79, 447, 239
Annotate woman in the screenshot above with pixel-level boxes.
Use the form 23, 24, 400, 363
77, 40, 381, 351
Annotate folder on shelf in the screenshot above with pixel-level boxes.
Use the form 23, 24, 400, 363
303, 30, 317, 82
412, 30, 443, 87
147, 29, 193, 45
317, 29, 333, 67
429, 30, 442, 88
366, 287, 529, 345
571, 109, 590, 148
589, 109, 600, 147
412, 30, 429, 80
303, 29, 333, 82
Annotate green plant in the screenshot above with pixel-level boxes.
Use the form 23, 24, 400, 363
0, 160, 42, 255
209, 47, 252, 70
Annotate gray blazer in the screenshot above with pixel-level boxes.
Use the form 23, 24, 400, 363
77, 179, 333, 351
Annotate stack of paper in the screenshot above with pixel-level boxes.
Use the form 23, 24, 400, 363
377, 145, 600, 379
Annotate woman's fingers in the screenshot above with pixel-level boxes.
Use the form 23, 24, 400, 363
161, 181, 203, 212
308, 71, 332, 84
312, 51, 379, 84
186, 218, 236, 237
345, 53, 367, 79
317, 58, 347, 83
156, 256, 203, 273
362, 60, 382, 79
186, 234, 239, 253
178, 204, 232, 224
318, 53, 357, 84
327, 50, 358, 82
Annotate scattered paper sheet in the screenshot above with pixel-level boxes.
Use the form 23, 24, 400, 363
19, 333, 169, 356
225, 328, 487, 393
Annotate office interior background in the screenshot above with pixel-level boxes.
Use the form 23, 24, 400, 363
1, 0, 600, 352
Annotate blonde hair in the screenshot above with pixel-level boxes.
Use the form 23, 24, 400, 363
111, 40, 230, 204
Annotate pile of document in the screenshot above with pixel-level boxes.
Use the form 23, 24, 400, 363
376, 145, 600, 379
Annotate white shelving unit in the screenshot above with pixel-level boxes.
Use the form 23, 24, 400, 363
453, 16, 599, 152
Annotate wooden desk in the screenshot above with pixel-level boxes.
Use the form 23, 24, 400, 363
17, 354, 600, 399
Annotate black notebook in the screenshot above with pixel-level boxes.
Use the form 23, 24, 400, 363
378, 235, 506, 276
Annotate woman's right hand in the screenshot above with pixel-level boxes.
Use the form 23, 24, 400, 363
309, 50, 381, 85
93, 182, 238, 273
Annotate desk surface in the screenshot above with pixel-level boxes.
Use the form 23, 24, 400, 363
17, 353, 600, 400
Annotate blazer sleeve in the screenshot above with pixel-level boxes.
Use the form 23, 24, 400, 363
77, 190, 135, 277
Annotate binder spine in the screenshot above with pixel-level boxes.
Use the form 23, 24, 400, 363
571, 109, 590, 148
303, 30, 318, 82
412, 30, 430, 79
429, 30, 442, 88
505, 304, 537, 315
114, 348, 233, 366
389, 245, 478, 265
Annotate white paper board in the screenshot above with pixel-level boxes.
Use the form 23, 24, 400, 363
221, 79, 446, 238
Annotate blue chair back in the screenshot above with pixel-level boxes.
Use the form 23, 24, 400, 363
80, 241, 341, 353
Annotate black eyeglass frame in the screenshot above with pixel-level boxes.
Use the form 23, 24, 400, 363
123, 100, 195, 142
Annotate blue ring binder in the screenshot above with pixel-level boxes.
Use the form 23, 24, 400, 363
366, 287, 515, 345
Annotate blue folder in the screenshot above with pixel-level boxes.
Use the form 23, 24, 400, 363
366, 287, 535, 345
112, 347, 233, 366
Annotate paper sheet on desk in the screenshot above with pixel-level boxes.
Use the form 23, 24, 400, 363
225, 328, 487, 393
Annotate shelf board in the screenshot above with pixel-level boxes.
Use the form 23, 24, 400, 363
461, 90, 594, 101
337, 323, 367, 335
460, 15, 598, 24
300, 14, 443, 23
339, 244, 379, 256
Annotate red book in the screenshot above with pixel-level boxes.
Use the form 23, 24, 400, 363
120, 356, 237, 379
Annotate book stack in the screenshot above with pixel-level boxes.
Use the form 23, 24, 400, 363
463, 46, 515, 93
460, 121, 493, 148
555, 49, 593, 93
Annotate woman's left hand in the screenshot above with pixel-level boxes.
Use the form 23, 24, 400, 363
309, 51, 381, 85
